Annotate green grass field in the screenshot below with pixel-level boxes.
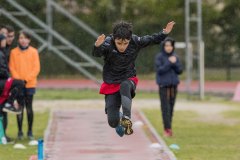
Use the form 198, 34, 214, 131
143, 109, 240, 160
0, 111, 49, 160
35, 88, 161, 100
35, 89, 234, 104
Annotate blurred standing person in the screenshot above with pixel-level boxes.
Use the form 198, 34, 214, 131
0, 26, 24, 115
155, 37, 183, 137
9, 30, 40, 140
1, 25, 16, 142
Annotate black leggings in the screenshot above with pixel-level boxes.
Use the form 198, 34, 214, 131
17, 95, 34, 133
2, 112, 7, 134
159, 85, 177, 130
0, 110, 8, 134
105, 80, 136, 128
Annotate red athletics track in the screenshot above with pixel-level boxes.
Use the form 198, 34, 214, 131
44, 109, 175, 160
38, 79, 237, 95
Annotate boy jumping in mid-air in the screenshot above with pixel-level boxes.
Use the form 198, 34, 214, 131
92, 20, 175, 137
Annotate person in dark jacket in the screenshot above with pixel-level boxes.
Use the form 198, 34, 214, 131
155, 37, 183, 137
1, 25, 16, 142
92, 20, 175, 137
0, 26, 24, 115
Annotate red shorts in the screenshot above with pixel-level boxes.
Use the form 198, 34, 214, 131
99, 77, 138, 95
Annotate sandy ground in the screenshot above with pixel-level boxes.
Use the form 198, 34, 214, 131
33, 99, 239, 125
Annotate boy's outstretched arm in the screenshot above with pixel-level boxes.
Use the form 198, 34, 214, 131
92, 34, 107, 57
135, 21, 175, 48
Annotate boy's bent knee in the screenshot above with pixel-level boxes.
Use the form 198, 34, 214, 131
107, 117, 119, 128
108, 121, 119, 128
120, 81, 131, 94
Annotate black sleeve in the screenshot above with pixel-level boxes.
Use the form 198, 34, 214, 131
134, 31, 167, 49
92, 46, 104, 57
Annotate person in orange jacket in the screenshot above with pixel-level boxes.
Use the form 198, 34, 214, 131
9, 30, 40, 140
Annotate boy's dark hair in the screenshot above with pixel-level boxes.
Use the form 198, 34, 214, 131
19, 30, 31, 40
112, 21, 132, 40
5, 25, 15, 33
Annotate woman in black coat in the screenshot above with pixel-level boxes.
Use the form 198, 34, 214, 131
155, 37, 183, 137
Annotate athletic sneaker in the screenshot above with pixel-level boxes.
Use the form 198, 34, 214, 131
27, 131, 34, 140
120, 116, 133, 135
2, 103, 21, 115
164, 129, 173, 137
115, 125, 125, 137
17, 131, 24, 140
5, 135, 14, 143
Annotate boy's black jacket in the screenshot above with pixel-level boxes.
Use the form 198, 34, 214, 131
92, 31, 167, 84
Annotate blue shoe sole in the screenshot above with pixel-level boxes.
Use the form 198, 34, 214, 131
115, 125, 125, 137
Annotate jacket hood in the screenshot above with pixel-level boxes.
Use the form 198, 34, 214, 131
160, 37, 175, 56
